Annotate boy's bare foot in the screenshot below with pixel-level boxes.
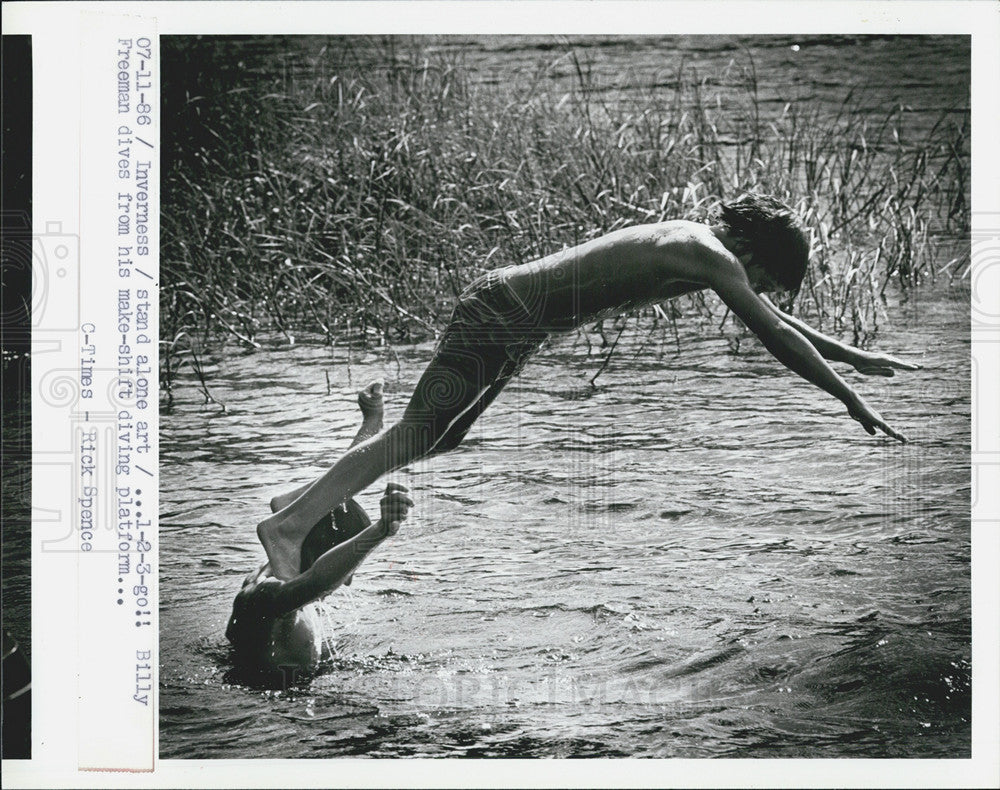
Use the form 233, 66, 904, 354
261, 382, 388, 578
268, 383, 386, 515
356, 382, 384, 441
358, 381, 384, 419
256, 518, 302, 582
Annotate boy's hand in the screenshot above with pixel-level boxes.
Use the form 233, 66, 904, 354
847, 399, 908, 443
379, 482, 413, 537
852, 350, 922, 377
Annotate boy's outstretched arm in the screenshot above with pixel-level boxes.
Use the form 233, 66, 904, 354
704, 251, 907, 442
270, 483, 413, 615
757, 294, 923, 377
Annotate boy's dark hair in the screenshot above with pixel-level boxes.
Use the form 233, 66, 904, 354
715, 193, 810, 292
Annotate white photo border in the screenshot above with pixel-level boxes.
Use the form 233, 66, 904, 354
3, 1, 998, 788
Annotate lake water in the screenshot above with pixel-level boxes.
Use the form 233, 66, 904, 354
160, 285, 970, 758
159, 35, 970, 759
200, 34, 969, 139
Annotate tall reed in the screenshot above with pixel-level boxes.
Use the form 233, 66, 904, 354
161, 38, 969, 399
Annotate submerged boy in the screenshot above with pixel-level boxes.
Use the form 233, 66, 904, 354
260, 193, 920, 581
227, 385, 412, 673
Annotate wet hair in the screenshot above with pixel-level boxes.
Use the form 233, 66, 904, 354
299, 499, 372, 573
715, 193, 810, 292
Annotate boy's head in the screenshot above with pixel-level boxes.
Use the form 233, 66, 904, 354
299, 500, 372, 573
715, 193, 810, 294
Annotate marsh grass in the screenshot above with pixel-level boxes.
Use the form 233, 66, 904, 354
161, 38, 969, 401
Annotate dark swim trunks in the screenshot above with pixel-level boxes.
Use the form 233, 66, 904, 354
404, 269, 549, 452
300, 498, 371, 573
441, 269, 547, 388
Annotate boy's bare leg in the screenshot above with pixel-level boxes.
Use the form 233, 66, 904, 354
258, 418, 431, 580
269, 382, 385, 514
258, 319, 528, 581
257, 351, 495, 581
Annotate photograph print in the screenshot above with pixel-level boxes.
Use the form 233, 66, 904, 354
157, 34, 971, 759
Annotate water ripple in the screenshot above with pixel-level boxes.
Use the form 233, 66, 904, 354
162, 289, 969, 758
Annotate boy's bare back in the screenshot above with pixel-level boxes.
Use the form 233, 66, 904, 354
499, 221, 743, 330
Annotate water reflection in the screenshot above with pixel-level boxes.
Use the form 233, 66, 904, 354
161, 287, 969, 758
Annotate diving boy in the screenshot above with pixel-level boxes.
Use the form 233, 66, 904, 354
227, 384, 413, 673
259, 193, 921, 582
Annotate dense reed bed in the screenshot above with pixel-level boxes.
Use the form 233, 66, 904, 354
161, 38, 969, 401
